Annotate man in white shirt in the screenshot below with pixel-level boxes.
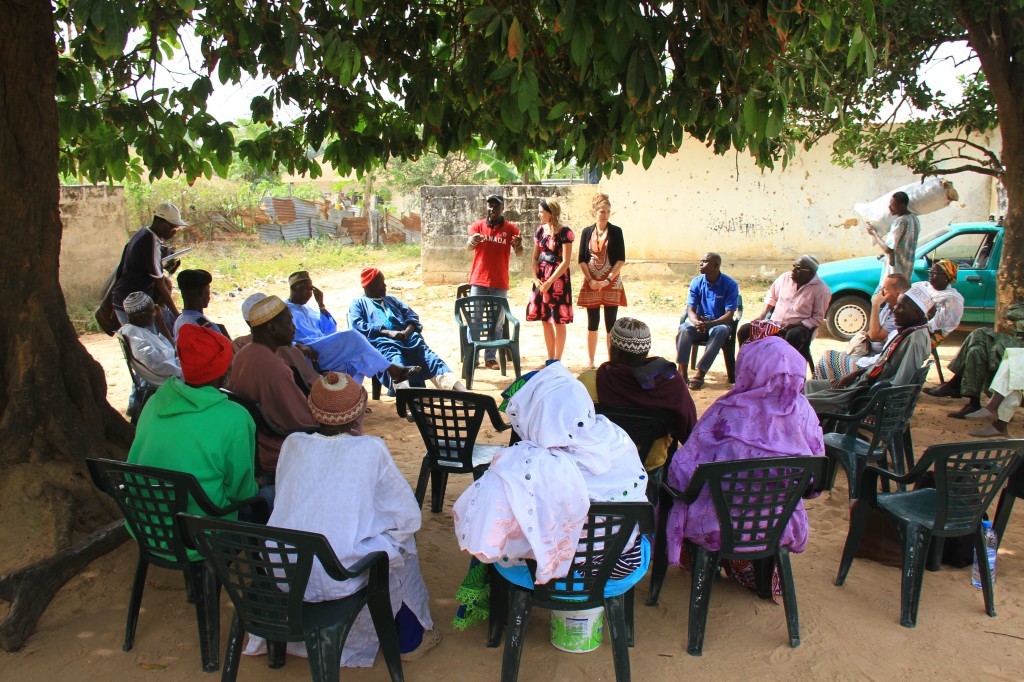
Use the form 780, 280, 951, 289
117, 291, 183, 387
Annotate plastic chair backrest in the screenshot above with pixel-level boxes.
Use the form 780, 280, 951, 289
527, 502, 654, 610
904, 361, 932, 414
456, 295, 510, 344
117, 333, 148, 391
178, 515, 373, 642
926, 441, 1023, 534
595, 405, 679, 467
87, 458, 206, 567
685, 456, 826, 560
220, 388, 291, 438
852, 385, 919, 458
396, 389, 495, 473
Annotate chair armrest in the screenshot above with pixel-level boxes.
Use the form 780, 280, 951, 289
192, 491, 267, 519
661, 478, 705, 505
485, 397, 513, 432
319, 548, 389, 582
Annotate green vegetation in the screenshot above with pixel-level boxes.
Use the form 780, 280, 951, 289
187, 239, 420, 290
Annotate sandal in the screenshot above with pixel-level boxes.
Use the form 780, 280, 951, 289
688, 377, 704, 390
485, 359, 500, 370
401, 629, 442, 662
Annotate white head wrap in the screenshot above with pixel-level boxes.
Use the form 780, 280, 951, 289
904, 284, 935, 315
123, 291, 153, 314
453, 363, 646, 584
241, 293, 268, 323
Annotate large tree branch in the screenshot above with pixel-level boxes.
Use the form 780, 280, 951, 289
917, 137, 1004, 171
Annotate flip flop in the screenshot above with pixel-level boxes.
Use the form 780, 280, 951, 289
688, 377, 704, 390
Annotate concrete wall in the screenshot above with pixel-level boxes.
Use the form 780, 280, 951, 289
595, 130, 999, 271
420, 131, 1000, 283
59, 185, 128, 306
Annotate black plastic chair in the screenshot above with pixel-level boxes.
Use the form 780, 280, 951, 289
836, 439, 1024, 627
178, 514, 404, 682
685, 295, 743, 383
495, 502, 653, 682
891, 362, 934, 476
595, 405, 682, 504
454, 295, 522, 389
117, 333, 158, 424
220, 388, 317, 478
817, 385, 919, 499
647, 456, 826, 656
992, 466, 1024, 549
86, 458, 264, 672
396, 388, 511, 512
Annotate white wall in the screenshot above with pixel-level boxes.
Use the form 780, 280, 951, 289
595, 130, 1000, 267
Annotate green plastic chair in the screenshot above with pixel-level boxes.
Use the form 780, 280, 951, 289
836, 439, 1024, 627
178, 514, 404, 682
454, 295, 521, 389
396, 388, 511, 513
595, 405, 684, 503
817, 384, 919, 499
647, 456, 827, 656
86, 458, 264, 672
492, 502, 654, 682
992, 466, 1024, 548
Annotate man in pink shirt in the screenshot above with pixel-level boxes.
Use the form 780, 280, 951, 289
467, 194, 523, 368
738, 255, 831, 358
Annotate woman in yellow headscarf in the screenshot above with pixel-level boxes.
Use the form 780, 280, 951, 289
915, 258, 964, 346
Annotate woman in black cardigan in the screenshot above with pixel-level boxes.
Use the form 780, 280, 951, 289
576, 193, 627, 367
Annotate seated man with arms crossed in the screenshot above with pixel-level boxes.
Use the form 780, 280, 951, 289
285, 270, 419, 386
804, 287, 932, 414
675, 252, 739, 389
348, 267, 465, 394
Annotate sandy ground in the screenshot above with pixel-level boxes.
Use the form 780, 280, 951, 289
3, 262, 1024, 681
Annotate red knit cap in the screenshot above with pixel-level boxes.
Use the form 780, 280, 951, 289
360, 267, 382, 288
309, 372, 367, 425
177, 325, 233, 385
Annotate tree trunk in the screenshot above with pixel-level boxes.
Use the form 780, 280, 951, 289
0, 2, 133, 566
960, 4, 1024, 332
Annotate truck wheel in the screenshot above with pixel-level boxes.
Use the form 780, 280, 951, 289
825, 295, 871, 341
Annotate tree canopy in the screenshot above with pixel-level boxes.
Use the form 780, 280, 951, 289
57, 0, 881, 185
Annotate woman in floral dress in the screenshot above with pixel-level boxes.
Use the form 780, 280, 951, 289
526, 198, 574, 362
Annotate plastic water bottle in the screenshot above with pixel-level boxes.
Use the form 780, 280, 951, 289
971, 520, 997, 589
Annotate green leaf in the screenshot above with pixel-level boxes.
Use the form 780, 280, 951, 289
546, 101, 570, 120
176, 0, 196, 11
465, 6, 497, 25
500, 97, 523, 132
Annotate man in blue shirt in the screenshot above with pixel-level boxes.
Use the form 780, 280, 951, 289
285, 270, 420, 385
675, 252, 740, 389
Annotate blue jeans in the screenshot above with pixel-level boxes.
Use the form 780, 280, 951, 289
676, 320, 731, 374
470, 285, 507, 362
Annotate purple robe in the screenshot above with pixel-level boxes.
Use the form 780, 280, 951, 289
666, 336, 825, 563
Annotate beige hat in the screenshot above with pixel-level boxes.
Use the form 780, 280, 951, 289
288, 270, 312, 287
154, 202, 188, 227
610, 317, 652, 355
248, 295, 287, 327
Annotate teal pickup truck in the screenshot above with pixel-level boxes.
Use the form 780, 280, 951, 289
817, 221, 1003, 340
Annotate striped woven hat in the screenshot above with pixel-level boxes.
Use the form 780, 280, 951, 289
248, 295, 287, 327
308, 372, 367, 426
610, 317, 651, 355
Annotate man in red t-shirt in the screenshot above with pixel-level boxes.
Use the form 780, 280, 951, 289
467, 194, 523, 367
